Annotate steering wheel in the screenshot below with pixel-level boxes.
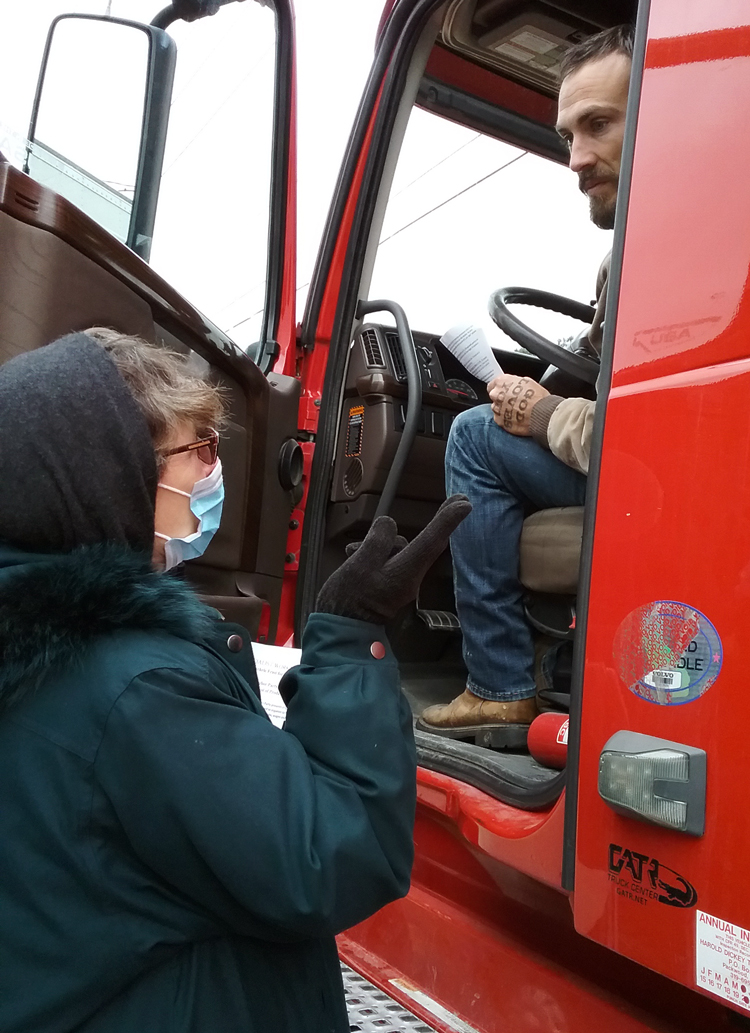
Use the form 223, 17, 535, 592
489, 286, 600, 385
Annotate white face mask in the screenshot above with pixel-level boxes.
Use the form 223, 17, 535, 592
155, 459, 224, 570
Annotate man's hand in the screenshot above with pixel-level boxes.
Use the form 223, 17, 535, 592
488, 374, 550, 436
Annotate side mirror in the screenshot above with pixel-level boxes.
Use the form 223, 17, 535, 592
25, 14, 176, 263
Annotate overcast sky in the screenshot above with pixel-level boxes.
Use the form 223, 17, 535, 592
1, 0, 608, 350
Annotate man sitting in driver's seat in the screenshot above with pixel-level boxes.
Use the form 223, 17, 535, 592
419, 25, 633, 738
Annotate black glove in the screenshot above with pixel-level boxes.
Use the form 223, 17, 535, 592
315, 494, 471, 625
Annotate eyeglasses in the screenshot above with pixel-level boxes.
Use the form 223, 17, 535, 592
163, 429, 219, 467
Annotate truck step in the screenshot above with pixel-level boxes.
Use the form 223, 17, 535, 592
342, 963, 436, 1032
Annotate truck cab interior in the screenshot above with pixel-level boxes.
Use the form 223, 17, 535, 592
301, 0, 636, 809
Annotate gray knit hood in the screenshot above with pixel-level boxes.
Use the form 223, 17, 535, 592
0, 333, 157, 553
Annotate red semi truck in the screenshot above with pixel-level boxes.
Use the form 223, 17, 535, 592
4, 0, 750, 1029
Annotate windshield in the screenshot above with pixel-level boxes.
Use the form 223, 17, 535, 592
368, 106, 611, 348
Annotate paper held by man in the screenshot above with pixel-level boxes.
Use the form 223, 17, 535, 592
440, 322, 503, 383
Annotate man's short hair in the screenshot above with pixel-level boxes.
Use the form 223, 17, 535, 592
558, 24, 634, 82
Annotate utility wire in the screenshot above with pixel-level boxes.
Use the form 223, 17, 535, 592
378, 150, 527, 246
162, 44, 274, 176
216, 277, 266, 317
222, 128, 481, 329
225, 151, 529, 333
226, 279, 311, 333
170, 23, 239, 106
390, 132, 481, 199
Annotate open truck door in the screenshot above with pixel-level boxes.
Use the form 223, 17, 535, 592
288, 0, 750, 1030
2, 0, 301, 643
572, 1, 750, 1014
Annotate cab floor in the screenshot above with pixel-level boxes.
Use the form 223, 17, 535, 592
399, 660, 564, 808
398, 660, 468, 718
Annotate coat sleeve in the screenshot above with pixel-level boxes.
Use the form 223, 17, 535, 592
528, 394, 594, 474
94, 613, 416, 942
528, 250, 609, 474
545, 397, 595, 474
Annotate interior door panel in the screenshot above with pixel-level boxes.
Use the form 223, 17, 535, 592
0, 157, 298, 640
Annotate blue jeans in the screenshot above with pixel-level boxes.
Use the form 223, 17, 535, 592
445, 405, 587, 701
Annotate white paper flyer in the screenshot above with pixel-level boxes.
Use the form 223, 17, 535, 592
251, 642, 301, 728
440, 322, 503, 383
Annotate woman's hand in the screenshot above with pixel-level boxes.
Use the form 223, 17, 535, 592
316, 495, 471, 625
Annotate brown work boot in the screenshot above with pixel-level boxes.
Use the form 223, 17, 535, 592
416, 689, 538, 750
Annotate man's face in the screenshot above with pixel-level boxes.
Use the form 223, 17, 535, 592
556, 52, 631, 229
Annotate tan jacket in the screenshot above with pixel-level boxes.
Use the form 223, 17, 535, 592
528, 254, 609, 474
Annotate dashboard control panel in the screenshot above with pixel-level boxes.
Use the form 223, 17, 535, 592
330, 323, 544, 505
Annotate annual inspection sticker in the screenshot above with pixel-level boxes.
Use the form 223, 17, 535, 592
696, 910, 750, 1011
613, 600, 723, 705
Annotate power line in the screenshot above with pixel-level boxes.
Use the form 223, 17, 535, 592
226, 279, 310, 333
225, 151, 529, 333
215, 277, 266, 317
390, 132, 481, 199
225, 136, 485, 324
170, 24, 239, 106
162, 43, 274, 176
378, 151, 527, 246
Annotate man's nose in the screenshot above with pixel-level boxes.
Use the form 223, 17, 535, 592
568, 137, 597, 175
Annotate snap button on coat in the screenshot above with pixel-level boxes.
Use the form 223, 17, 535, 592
226, 634, 243, 652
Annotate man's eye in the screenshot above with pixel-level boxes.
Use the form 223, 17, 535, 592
590, 119, 609, 134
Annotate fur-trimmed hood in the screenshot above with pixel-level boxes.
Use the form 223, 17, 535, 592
0, 544, 212, 711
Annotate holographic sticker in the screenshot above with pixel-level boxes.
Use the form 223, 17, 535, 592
613, 600, 722, 705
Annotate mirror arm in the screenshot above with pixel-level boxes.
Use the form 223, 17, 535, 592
150, 6, 181, 30
150, 0, 246, 29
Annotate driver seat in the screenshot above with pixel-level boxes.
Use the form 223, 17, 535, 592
519, 507, 584, 597
518, 507, 584, 710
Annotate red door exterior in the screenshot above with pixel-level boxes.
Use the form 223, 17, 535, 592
574, 2, 750, 1015
285, 0, 750, 1025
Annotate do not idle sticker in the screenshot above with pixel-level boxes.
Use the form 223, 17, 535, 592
613, 600, 722, 706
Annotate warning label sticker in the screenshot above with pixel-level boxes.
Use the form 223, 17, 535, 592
696, 910, 750, 1010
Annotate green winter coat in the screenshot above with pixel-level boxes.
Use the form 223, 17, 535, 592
0, 544, 416, 1033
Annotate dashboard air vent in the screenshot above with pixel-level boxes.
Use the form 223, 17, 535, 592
361, 328, 385, 368
385, 332, 407, 381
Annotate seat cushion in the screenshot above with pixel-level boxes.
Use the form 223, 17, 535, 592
519, 507, 585, 594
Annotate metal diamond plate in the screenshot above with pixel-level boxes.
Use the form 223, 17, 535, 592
342, 964, 436, 1033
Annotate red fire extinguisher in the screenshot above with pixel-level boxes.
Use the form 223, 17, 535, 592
527, 713, 569, 769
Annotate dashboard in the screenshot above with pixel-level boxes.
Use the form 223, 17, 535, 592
330, 322, 544, 505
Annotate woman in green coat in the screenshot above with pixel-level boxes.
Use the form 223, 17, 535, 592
0, 330, 469, 1033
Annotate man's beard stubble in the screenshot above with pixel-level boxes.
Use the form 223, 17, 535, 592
589, 193, 616, 230
579, 168, 618, 230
